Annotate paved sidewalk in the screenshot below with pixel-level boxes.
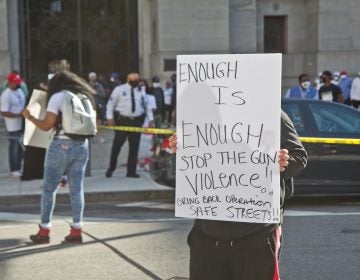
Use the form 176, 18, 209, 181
0, 168, 174, 205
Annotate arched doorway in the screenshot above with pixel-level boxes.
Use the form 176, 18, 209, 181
20, 0, 139, 90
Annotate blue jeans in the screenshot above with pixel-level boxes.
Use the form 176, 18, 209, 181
41, 138, 89, 228
7, 130, 23, 172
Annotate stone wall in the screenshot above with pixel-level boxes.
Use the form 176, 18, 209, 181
149, 0, 230, 80
255, 0, 316, 93
317, 0, 360, 75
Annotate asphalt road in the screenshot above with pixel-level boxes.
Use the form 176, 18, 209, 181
1, 196, 360, 280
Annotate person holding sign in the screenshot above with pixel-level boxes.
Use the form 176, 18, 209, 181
22, 71, 96, 244
169, 111, 307, 280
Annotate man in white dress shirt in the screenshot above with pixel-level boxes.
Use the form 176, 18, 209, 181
105, 73, 154, 178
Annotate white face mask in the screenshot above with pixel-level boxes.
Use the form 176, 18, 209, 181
301, 81, 311, 89
333, 75, 340, 81
141, 86, 146, 92
340, 75, 347, 79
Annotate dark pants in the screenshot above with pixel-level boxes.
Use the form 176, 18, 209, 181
7, 130, 23, 172
352, 100, 360, 109
344, 98, 352, 106
22, 146, 46, 180
162, 104, 174, 124
108, 115, 144, 175
188, 226, 281, 280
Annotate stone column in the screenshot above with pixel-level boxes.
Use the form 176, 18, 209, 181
0, 0, 10, 79
229, 0, 257, 53
138, 0, 153, 79
7, 0, 20, 73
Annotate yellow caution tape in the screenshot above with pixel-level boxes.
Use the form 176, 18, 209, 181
98, 126, 359, 144
300, 137, 360, 145
98, 125, 175, 135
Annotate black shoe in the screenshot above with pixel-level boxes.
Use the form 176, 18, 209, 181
30, 233, 50, 244
126, 173, 140, 178
64, 227, 83, 244
105, 169, 113, 178
64, 234, 83, 244
30, 226, 50, 244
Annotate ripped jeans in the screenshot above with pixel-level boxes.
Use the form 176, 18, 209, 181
40, 138, 89, 229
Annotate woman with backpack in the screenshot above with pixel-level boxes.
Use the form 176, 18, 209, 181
22, 70, 96, 244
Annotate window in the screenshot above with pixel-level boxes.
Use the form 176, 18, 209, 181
309, 103, 360, 133
164, 59, 176, 72
264, 16, 287, 53
282, 103, 305, 132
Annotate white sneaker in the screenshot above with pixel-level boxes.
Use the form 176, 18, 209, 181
10, 171, 22, 177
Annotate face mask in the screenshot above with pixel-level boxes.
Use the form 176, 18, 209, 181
301, 81, 311, 89
340, 75, 347, 79
153, 82, 161, 88
333, 76, 340, 81
129, 80, 139, 88
140, 86, 146, 92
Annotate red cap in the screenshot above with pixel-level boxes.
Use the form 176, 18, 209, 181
7, 73, 22, 85
340, 70, 348, 75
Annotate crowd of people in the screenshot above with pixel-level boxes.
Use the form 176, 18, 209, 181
87, 71, 177, 133
0, 70, 177, 178
284, 70, 360, 109
0, 69, 178, 244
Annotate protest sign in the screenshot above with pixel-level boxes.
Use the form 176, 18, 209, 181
175, 54, 282, 224
23, 90, 53, 149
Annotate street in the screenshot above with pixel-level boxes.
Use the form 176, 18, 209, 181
1, 196, 360, 280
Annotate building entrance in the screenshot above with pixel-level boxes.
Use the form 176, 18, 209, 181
20, 0, 138, 89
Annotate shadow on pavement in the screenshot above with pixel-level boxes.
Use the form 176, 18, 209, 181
0, 228, 172, 280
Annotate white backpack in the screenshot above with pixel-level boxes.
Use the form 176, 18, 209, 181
61, 90, 97, 138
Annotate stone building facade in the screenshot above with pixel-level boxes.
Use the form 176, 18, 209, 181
1, 0, 360, 93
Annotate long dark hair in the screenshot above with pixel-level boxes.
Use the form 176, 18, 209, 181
47, 70, 96, 108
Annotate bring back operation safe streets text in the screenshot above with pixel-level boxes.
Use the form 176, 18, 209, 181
177, 59, 280, 223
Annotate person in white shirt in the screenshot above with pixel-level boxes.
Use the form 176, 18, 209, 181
22, 70, 96, 244
0, 73, 25, 177
105, 73, 154, 178
162, 80, 174, 127
350, 71, 360, 109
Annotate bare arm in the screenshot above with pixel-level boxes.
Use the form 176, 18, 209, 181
22, 108, 58, 131
1, 111, 23, 118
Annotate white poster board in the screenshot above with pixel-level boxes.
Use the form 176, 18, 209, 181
23, 90, 53, 149
175, 54, 282, 224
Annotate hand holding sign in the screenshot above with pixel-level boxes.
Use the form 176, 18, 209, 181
278, 149, 289, 172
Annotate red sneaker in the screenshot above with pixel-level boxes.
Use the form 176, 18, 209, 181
64, 227, 83, 243
30, 225, 50, 244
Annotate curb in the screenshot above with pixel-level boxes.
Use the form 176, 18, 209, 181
0, 189, 175, 205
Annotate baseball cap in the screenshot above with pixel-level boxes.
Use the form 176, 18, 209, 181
152, 76, 160, 83
340, 70, 348, 75
7, 73, 22, 85
111, 72, 120, 78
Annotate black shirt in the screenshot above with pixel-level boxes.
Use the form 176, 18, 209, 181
319, 83, 342, 102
